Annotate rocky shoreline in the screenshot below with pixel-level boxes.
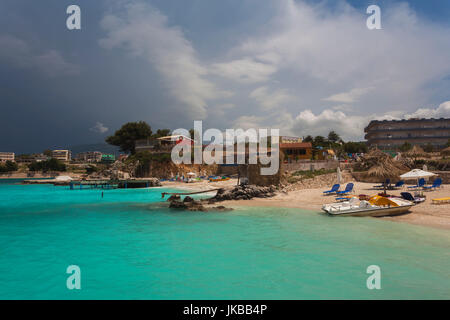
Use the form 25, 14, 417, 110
167, 184, 278, 211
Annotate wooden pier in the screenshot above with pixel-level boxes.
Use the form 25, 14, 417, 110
161, 188, 222, 198
69, 179, 157, 190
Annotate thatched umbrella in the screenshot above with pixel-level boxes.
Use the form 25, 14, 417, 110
366, 153, 409, 194
441, 147, 450, 156
404, 145, 428, 160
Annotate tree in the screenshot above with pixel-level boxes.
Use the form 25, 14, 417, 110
303, 135, 313, 143
28, 158, 66, 172
313, 135, 326, 147
399, 142, 413, 152
343, 142, 368, 154
423, 143, 433, 153
446, 139, 450, 148
153, 129, 171, 138
106, 121, 152, 154
5, 160, 18, 172
327, 131, 341, 143
43, 150, 53, 157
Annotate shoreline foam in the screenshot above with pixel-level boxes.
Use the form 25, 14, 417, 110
161, 179, 450, 230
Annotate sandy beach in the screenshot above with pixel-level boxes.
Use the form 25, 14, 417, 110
161, 179, 450, 230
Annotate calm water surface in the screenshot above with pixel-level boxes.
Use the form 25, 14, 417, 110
0, 179, 449, 299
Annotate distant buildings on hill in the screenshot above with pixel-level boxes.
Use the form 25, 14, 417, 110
75, 151, 102, 163
365, 118, 450, 150
52, 150, 72, 162
0, 152, 15, 163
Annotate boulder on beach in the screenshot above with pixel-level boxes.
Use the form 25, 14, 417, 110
209, 184, 277, 202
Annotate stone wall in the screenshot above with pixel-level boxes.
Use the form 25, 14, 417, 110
282, 172, 353, 192
281, 160, 339, 172
243, 164, 282, 186
218, 164, 239, 176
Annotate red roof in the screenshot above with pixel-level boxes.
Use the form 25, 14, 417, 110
280, 142, 312, 149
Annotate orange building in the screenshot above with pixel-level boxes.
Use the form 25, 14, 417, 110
280, 136, 312, 162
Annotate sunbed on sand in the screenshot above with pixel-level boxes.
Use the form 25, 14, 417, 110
323, 184, 340, 195
423, 178, 442, 191
431, 197, 450, 205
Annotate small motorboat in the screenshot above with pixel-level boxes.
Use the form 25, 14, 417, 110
322, 195, 414, 217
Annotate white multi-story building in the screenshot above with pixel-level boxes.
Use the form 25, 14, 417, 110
0, 152, 15, 163
52, 150, 72, 162
76, 151, 102, 162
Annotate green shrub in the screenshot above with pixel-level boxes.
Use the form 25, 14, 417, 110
28, 159, 66, 172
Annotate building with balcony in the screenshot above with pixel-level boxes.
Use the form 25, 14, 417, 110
0, 152, 15, 163
135, 135, 193, 153
76, 151, 102, 163
280, 136, 312, 162
364, 118, 450, 150
52, 150, 72, 162
15, 153, 49, 163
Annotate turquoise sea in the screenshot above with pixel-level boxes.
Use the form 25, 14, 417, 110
0, 178, 449, 299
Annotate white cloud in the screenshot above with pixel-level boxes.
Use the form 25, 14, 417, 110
323, 87, 373, 103
0, 35, 79, 77
90, 122, 109, 134
404, 101, 450, 119
232, 115, 266, 130
249, 86, 294, 110
214, 0, 450, 123
228, 101, 450, 141
99, 2, 227, 119
210, 58, 277, 84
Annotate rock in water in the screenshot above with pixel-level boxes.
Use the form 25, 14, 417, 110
209, 184, 277, 202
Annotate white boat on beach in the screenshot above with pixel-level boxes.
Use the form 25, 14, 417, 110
322, 196, 414, 217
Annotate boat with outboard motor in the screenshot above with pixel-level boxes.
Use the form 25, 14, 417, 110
322, 195, 414, 217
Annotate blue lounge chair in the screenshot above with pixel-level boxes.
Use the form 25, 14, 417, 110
373, 179, 390, 189
423, 178, 442, 191
407, 178, 425, 189
323, 184, 340, 195
393, 180, 405, 189
336, 183, 354, 195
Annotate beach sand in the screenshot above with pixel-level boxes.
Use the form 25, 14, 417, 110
161, 179, 450, 230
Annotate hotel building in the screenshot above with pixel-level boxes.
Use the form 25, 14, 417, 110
0, 152, 15, 163
365, 118, 450, 150
52, 150, 72, 162
76, 151, 102, 162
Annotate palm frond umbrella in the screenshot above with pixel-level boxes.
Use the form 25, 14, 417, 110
404, 145, 428, 160
367, 157, 408, 195
441, 147, 450, 156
